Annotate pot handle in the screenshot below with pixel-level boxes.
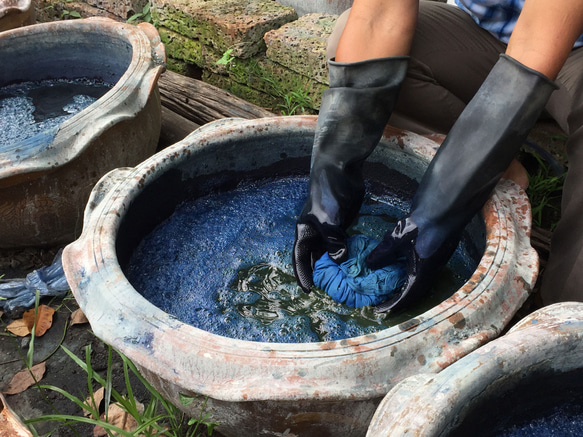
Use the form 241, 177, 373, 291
83, 167, 134, 226
137, 22, 166, 67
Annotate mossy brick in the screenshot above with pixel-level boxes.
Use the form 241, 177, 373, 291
232, 54, 325, 109
200, 44, 231, 75
151, 0, 205, 40
84, 0, 147, 19
203, 71, 282, 110
36, 0, 121, 22
152, 0, 297, 59
165, 57, 201, 77
165, 57, 190, 75
264, 13, 336, 85
200, 47, 325, 109
159, 27, 204, 65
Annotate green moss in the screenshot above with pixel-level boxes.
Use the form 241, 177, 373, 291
218, 53, 325, 110
152, 3, 202, 40
165, 57, 199, 76
159, 27, 204, 65
203, 71, 282, 111
152, 0, 297, 59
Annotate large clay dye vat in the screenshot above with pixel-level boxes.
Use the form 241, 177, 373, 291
0, 18, 165, 248
63, 116, 538, 437
0, 0, 34, 32
366, 302, 583, 436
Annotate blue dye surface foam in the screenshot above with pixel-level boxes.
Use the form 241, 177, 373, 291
498, 402, 583, 437
126, 176, 478, 343
0, 78, 112, 157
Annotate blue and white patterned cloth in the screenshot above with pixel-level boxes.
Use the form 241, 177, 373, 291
455, 0, 583, 48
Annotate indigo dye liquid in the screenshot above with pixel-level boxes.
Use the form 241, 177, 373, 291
126, 176, 479, 343
497, 403, 583, 437
0, 78, 112, 149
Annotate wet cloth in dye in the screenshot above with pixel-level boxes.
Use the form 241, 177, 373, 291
313, 235, 406, 307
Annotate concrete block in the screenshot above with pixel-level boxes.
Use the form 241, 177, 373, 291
264, 13, 336, 85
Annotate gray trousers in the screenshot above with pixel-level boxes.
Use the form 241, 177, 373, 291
328, 1, 583, 305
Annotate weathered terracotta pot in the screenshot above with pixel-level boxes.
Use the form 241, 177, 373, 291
0, 0, 34, 32
0, 18, 165, 248
63, 116, 538, 437
367, 302, 583, 436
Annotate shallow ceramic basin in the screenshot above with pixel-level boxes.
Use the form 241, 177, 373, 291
367, 302, 583, 436
63, 116, 538, 437
0, 18, 165, 248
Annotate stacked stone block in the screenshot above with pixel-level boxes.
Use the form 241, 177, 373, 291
151, 0, 335, 112
36, 0, 337, 113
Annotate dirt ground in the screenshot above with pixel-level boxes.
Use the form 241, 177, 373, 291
0, 298, 152, 436
0, 119, 568, 436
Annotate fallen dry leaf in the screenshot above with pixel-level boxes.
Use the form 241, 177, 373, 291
70, 308, 89, 326
6, 305, 55, 337
22, 305, 55, 337
0, 392, 33, 437
93, 401, 144, 436
3, 362, 46, 396
5, 319, 30, 337
84, 387, 105, 418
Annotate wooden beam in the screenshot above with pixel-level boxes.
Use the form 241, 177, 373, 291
158, 70, 275, 126
158, 106, 200, 151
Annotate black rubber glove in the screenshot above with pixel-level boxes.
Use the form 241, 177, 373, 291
293, 56, 409, 293
366, 54, 558, 313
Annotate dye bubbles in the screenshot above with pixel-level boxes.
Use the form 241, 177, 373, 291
0, 78, 112, 152
126, 176, 478, 343
497, 402, 583, 437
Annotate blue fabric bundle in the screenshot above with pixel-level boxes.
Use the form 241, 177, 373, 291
313, 235, 407, 308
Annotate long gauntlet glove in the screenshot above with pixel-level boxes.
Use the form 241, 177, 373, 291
293, 56, 409, 293
367, 54, 557, 313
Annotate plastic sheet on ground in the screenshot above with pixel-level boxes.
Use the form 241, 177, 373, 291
0, 249, 69, 312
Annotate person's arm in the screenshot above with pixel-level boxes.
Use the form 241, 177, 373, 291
507, 0, 583, 79
292, 1, 417, 295
365, 0, 583, 313
335, 0, 418, 62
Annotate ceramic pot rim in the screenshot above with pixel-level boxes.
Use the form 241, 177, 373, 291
0, 18, 165, 181
63, 116, 538, 401
367, 302, 583, 436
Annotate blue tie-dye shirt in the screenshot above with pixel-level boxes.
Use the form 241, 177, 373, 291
455, 0, 583, 48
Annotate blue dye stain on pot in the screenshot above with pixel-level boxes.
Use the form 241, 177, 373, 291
124, 331, 155, 351
126, 176, 478, 343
